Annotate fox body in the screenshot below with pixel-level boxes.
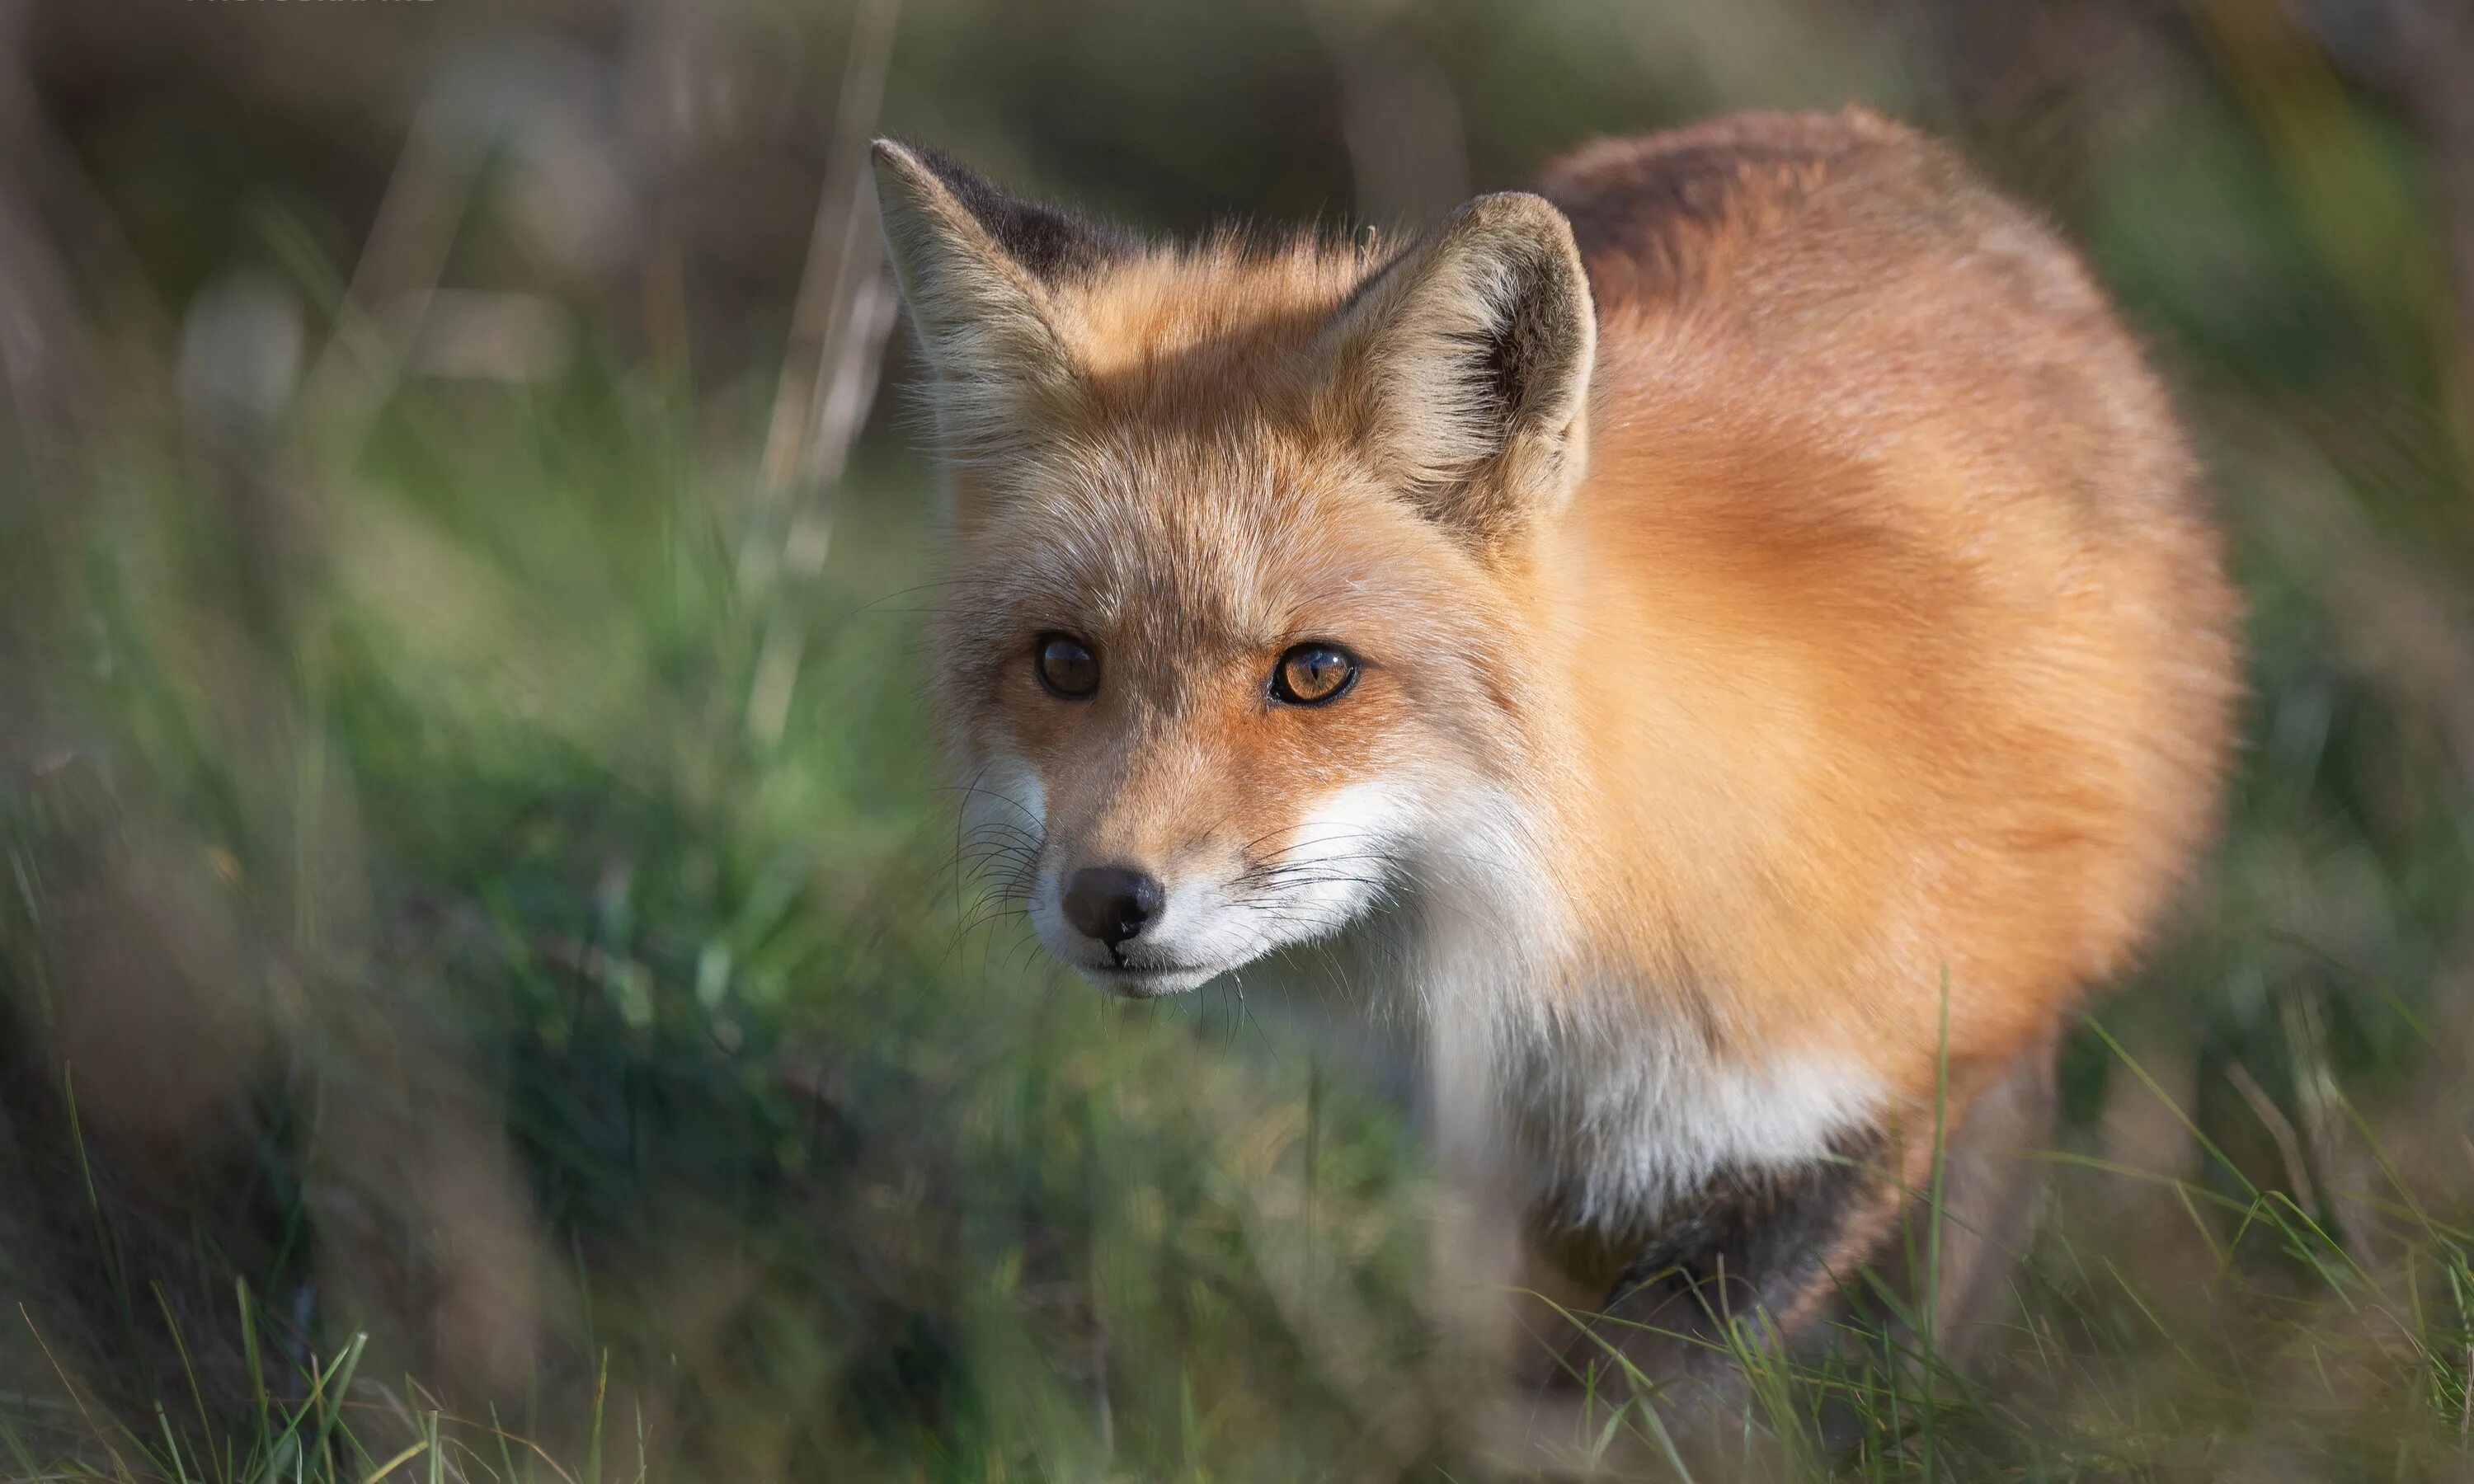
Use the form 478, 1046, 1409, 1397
874, 110, 2238, 1372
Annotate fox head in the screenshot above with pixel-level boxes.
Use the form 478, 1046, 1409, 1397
873, 141, 1595, 997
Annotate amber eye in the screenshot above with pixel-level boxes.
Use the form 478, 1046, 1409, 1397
1033, 633, 1100, 698
1271, 642, 1358, 706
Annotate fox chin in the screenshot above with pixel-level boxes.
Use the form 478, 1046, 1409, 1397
875, 109, 2239, 1406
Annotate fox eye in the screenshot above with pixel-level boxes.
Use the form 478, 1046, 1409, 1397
1272, 642, 1358, 706
1034, 633, 1100, 698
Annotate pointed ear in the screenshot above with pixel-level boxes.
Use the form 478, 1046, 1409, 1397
1327, 192, 1596, 543
871, 141, 1134, 461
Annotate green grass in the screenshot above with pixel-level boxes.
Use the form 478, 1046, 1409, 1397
7, 2, 2474, 1478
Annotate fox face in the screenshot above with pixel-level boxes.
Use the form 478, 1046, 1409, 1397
873, 142, 1594, 997
944, 430, 1513, 996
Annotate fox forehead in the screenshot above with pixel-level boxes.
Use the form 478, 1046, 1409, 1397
945, 428, 1460, 663
1053, 236, 1375, 390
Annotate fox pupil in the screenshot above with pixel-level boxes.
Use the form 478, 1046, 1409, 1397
1274, 643, 1357, 705
1035, 634, 1099, 698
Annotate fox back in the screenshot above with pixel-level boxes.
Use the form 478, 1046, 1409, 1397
874, 108, 2239, 1381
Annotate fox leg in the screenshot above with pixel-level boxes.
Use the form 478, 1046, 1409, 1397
1556, 1134, 1902, 1411
1554, 1038, 2058, 1415
1902, 1036, 2058, 1357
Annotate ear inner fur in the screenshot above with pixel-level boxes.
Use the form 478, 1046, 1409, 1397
1323, 191, 1597, 546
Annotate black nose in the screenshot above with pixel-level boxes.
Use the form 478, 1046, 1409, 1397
1062, 866, 1165, 946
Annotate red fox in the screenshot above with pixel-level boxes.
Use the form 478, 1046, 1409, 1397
872, 110, 2239, 1389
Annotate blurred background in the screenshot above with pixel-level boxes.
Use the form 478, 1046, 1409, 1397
3, 0, 2473, 1478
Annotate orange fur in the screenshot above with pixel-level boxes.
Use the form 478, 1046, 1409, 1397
1535, 111, 2239, 1117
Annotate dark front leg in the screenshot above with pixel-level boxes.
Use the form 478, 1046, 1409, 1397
1556, 1132, 1903, 1411
1549, 1040, 2060, 1426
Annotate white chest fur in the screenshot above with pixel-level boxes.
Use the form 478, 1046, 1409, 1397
1490, 1010, 1888, 1230
1271, 906, 1888, 1237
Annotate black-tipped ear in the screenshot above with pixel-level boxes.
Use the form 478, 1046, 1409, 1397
871, 141, 1133, 461
895, 146, 1137, 284
1327, 191, 1596, 543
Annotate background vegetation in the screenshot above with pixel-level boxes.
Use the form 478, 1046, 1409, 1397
4, 0, 2473, 1477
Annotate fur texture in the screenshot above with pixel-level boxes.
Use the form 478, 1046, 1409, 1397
876, 110, 2239, 1354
